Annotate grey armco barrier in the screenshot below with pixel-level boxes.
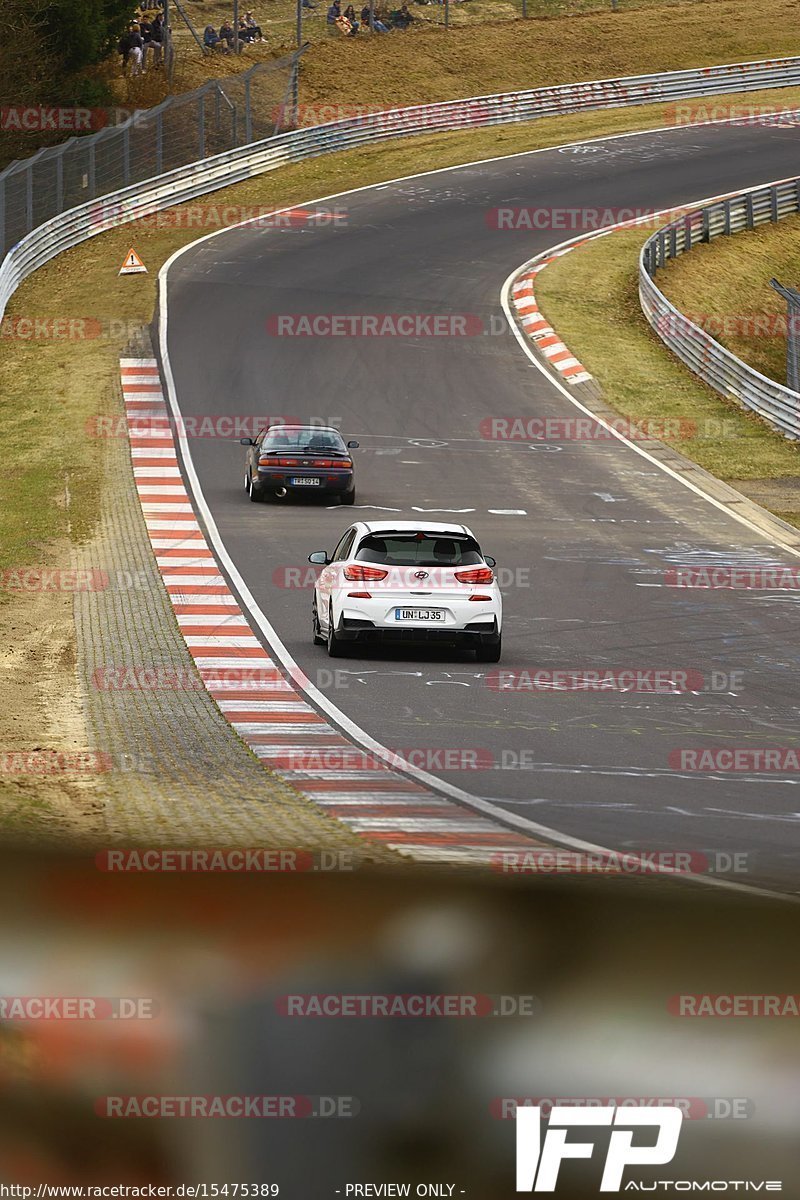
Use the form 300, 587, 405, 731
640, 177, 800, 439
4, 56, 800, 325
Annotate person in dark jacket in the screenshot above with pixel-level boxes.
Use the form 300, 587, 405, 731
127, 23, 144, 72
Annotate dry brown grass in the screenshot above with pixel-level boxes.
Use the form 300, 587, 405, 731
114, 0, 800, 115
657, 213, 800, 387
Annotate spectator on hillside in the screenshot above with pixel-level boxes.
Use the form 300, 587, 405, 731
394, 3, 413, 23
127, 23, 144, 72
204, 22, 226, 48
343, 5, 359, 30
118, 27, 132, 65
218, 18, 236, 47
149, 12, 164, 64
361, 4, 389, 27
327, 1, 340, 22
243, 11, 264, 38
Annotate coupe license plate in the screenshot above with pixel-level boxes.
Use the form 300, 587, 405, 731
395, 608, 444, 621
290, 477, 320, 486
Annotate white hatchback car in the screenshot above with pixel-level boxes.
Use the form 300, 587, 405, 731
308, 520, 502, 661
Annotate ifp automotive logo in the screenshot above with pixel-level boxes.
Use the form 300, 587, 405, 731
515, 1104, 683, 1192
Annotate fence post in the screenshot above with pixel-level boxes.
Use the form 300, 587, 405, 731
770, 278, 800, 391
198, 94, 206, 158
56, 147, 64, 213
0, 175, 5, 260
88, 141, 96, 199
156, 110, 164, 174
245, 72, 253, 143
292, 55, 299, 127
123, 124, 131, 185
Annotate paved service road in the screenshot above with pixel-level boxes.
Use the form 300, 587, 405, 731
163, 119, 800, 894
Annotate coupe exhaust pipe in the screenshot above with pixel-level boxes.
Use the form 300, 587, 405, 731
275, 487, 287, 498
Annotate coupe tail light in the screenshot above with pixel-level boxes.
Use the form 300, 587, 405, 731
258, 457, 351, 468
347, 591, 372, 598
469, 594, 492, 601
343, 565, 388, 581
455, 567, 494, 584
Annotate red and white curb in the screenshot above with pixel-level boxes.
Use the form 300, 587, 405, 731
511, 249, 593, 385
120, 357, 549, 866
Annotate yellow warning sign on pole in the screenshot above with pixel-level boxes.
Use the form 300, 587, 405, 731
119, 248, 147, 275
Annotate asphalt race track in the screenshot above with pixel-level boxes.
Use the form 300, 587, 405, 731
162, 117, 800, 895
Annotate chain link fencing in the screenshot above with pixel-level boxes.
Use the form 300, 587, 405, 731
0, 52, 302, 259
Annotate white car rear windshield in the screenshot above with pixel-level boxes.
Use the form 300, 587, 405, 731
355, 535, 483, 567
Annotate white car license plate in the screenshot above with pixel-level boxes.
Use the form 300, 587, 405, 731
395, 608, 444, 621
290, 477, 320, 486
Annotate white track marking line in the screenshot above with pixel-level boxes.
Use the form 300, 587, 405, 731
157, 136, 800, 904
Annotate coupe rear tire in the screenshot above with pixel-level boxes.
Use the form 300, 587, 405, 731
246, 474, 261, 503
341, 488, 356, 505
476, 637, 501, 663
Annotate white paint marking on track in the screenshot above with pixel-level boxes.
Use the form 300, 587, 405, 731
154, 140, 800, 901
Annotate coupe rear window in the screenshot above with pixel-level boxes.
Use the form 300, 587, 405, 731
262, 428, 347, 454
355, 535, 483, 567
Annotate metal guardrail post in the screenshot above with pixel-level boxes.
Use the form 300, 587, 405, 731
723, 198, 731, 235
745, 192, 754, 229
770, 186, 779, 222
